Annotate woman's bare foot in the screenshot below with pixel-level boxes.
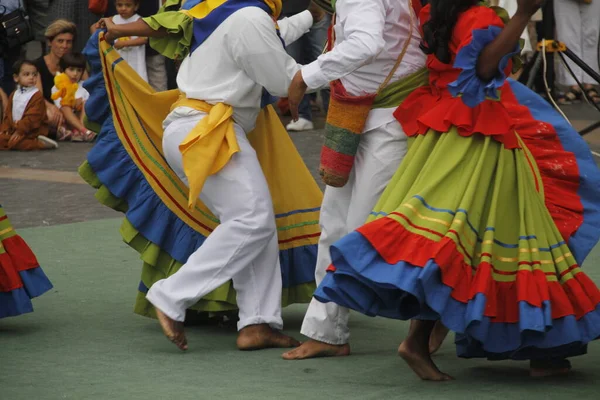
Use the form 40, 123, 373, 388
429, 321, 450, 355
398, 340, 453, 381
530, 359, 572, 378
236, 324, 301, 351
282, 339, 351, 360
156, 308, 188, 351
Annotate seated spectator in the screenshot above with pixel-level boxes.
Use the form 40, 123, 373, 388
51, 53, 96, 142
46, 0, 97, 52
282, 1, 331, 131
0, 60, 57, 151
34, 19, 78, 135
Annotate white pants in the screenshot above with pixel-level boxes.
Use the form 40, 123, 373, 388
300, 120, 408, 344
146, 112, 283, 331
146, 54, 168, 92
555, 0, 600, 86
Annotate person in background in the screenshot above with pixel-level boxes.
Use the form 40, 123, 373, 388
46, 0, 97, 52
51, 53, 95, 142
281, 0, 330, 131
554, 0, 600, 104
25, 0, 50, 53
100, 0, 167, 90
0, 0, 25, 95
34, 19, 78, 135
0, 60, 57, 150
110, 0, 149, 81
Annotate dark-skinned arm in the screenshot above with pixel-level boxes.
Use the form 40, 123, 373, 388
476, 0, 541, 81
97, 18, 168, 43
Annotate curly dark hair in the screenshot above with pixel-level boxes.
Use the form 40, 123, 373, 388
421, 0, 479, 64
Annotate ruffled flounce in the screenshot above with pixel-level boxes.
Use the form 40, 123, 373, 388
0, 234, 53, 319
315, 222, 600, 360
395, 26, 521, 149
506, 80, 600, 265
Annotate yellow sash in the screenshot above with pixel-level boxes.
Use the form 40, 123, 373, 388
171, 96, 240, 208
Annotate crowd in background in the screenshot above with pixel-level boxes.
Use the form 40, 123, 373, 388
0, 0, 599, 151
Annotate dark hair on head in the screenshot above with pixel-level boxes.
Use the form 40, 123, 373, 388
115, 0, 140, 5
12, 59, 37, 75
60, 52, 87, 71
421, 0, 479, 64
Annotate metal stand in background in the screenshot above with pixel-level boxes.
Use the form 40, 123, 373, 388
518, 0, 600, 136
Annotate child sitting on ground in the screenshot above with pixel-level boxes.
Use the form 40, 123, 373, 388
111, 0, 148, 82
51, 53, 96, 142
0, 60, 57, 151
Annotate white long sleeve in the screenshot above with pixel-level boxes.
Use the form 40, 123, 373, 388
279, 10, 313, 46
175, 7, 300, 132
229, 8, 300, 98
301, 0, 425, 97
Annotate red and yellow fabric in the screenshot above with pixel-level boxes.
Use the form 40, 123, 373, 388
0, 205, 53, 318
314, 4, 600, 360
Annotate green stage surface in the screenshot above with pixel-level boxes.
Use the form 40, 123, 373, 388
1, 218, 599, 400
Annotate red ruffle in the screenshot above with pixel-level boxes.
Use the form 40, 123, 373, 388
353, 215, 600, 323
501, 88, 584, 243
0, 235, 40, 292
394, 87, 520, 149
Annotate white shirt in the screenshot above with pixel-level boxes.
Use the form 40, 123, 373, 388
51, 84, 90, 108
302, 0, 426, 131
12, 86, 39, 122
113, 14, 149, 82
170, 8, 313, 133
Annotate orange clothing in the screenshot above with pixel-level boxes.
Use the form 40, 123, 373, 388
0, 90, 49, 151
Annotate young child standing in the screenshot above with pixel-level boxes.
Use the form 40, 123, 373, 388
112, 0, 148, 82
51, 53, 96, 142
0, 60, 57, 151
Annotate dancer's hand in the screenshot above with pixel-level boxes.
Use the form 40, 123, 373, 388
288, 70, 308, 122
97, 17, 119, 44
516, 0, 543, 18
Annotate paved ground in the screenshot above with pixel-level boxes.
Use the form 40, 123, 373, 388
2, 102, 600, 400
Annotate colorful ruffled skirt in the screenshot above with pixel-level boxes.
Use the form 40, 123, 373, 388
80, 32, 322, 318
314, 80, 600, 360
0, 205, 53, 319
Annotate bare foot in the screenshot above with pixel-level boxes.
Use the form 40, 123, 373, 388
530, 359, 572, 378
156, 308, 188, 351
236, 324, 300, 351
429, 321, 450, 355
398, 340, 453, 381
282, 339, 351, 360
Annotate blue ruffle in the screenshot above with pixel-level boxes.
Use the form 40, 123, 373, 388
448, 26, 520, 107
314, 231, 600, 360
508, 79, 600, 265
0, 268, 53, 319
82, 32, 317, 289
83, 30, 111, 125
0, 288, 33, 319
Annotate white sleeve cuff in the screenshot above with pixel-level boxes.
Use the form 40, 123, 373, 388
295, 10, 314, 34
301, 60, 328, 90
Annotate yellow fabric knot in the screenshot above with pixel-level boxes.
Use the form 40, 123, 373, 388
171, 95, 240, 209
